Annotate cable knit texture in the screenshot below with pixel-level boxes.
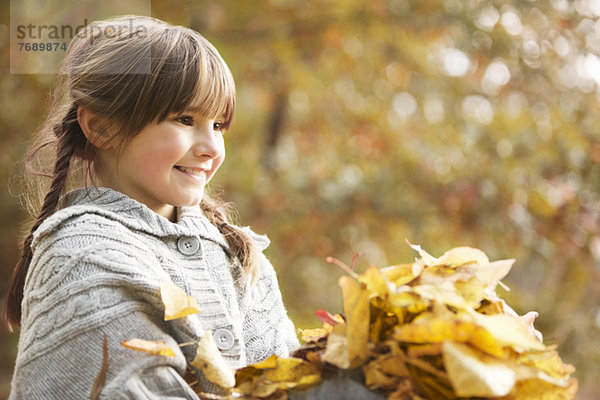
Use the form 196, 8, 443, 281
9, 187, 299, 399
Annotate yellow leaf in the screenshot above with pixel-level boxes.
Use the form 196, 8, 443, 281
419, 264, 477, 285
442, 341, 516, 397
300, 328, 329, 342
190, 331, 236, 389
475, 259, 514, 287
358, 266, 391, 297
121, 338, 176, 357
235, 356, 322, 397
437, 247, 490, 267
454, 278, 487, 308
393, 313, 506, 358
413, 283, 471, 310
160, 282, 200, 321
252, 354, 278, 370
261, 357, 321, 386
389, 290, 430, 314
516, 350, 576, 379
339, 275, 370, 367
407, 241, 439, 266
501, 377, 578, 399
470, 313, 546, 352
381, 263, 419, 287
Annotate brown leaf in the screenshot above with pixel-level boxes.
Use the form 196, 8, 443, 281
90, 335, 109, 400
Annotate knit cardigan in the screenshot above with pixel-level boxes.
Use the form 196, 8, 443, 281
9, 187, 299, 399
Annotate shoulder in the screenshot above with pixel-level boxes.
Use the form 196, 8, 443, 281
31, 203, 150, 252
26, 205, 166, 293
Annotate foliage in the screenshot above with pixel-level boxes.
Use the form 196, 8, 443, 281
119, 245, 577, 399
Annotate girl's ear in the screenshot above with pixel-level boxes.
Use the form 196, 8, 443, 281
77, 106, 114, 149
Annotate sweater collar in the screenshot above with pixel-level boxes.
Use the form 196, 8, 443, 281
36, 187, 229, 249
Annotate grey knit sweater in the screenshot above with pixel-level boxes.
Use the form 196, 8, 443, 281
9, 187, 299, 399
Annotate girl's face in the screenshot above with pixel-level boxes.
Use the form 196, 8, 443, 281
97, 110, 226, 221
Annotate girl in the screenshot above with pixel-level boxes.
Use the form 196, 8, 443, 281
5, 15, 299, 399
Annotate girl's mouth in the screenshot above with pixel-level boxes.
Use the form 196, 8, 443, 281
174, 166, 207, 180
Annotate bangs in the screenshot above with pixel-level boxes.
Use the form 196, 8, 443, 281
150, 29, 236, 129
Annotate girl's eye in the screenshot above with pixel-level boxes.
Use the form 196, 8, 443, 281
176, 116, 194, 126
213, 122, 224, 132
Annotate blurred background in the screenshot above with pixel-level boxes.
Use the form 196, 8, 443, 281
1, 0, 600, 398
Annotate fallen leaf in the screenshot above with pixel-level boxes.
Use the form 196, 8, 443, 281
406, 240, 439, 266
160, 282, 201, 321
321, 323, 350, 368
437, 246, 490, 267
469, 312, 546, 352
381, 263, 419, 287
190, 331, 236, 389
393, 312, 506, 358
442, 341, 516, 397
358, 266, 392, 297
121, 338, 176, 357
91, 335, 109, 400
339, 275, 370, 367
235, 356, 322, 397
300, 328, 329, 342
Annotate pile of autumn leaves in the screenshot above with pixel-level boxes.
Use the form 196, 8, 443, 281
122, 244, 577, 399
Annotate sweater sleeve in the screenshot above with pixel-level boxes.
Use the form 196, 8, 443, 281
10, 214, 202, 400
238, 228, 300, 364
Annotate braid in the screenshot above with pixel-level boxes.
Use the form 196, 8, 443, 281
200, 195, 259, 281
5, 106, 81, 328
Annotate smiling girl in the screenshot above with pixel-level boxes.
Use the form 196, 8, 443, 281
5, 15, 298, 399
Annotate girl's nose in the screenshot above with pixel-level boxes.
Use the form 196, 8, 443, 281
192, 125, 222, 159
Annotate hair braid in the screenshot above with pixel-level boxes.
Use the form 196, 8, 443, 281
5, 106, 81, 328
200, 195, 259, 281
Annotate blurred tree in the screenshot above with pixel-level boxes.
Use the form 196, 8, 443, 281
1, 0, 600, 398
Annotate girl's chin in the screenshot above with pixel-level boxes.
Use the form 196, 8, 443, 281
173, 192, 205, 207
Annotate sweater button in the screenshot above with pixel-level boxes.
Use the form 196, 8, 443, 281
177, 236, 200, 255
213, 328, 234, 350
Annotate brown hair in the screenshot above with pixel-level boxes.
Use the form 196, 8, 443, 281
5, 15, 258, 328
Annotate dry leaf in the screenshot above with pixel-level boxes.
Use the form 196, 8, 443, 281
406, 241, 439, 266
393, 312, 506, 358
469, 312, 546, 352
160, 282, 201, 321
358, 266, 392, 297
321, 323, 350, 368
339, 275, 370, 367
228, 243, 576, 399
381, 263, 419, 287
442, 341, 516, 397
235, 356, 322, 398
300, 328, 329, 342
437, 246, 490, 267
91, 335, 109, 400
121, 338, 176, 357
190, 331, 236, 389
